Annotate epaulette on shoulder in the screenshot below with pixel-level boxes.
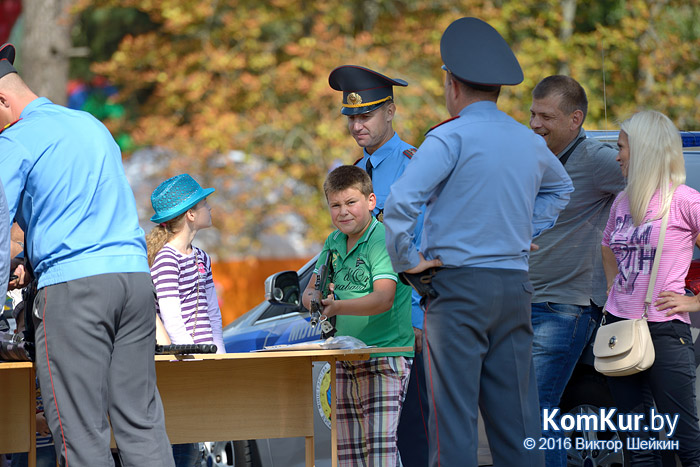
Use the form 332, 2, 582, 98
425, 116, 459, 136
0, 118, 21, 136
402, 147, 417, 159
353, 157, 363, 166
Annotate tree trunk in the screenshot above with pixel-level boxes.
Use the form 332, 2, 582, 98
637, 0, 669, 101
557, 0, 577, 76
21, 0, 72, 105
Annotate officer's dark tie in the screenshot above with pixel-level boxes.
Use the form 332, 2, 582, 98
365, 158, 373, 179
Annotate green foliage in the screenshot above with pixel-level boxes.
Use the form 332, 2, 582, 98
72, 0, 700, 257
70, 5, 157, 81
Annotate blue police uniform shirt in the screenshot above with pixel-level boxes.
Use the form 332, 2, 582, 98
357, 132, 415, 215
357, 132, 426, 328
0, 180, 9, 295
384, 101, 574, 272
0, 97, 150, 288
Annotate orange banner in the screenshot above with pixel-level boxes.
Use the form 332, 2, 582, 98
211, 257, 311, 326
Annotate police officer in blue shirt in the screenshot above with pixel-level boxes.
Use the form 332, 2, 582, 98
383, 18, 574, 467
329, 65, 429, 466
0, 180, 9, 298
0, 43, 173, 467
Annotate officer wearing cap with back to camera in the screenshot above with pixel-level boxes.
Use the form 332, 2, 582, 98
384, 18, 574, 466
0, 43, 174, 466
528, 75, 626, 467
329, 65, 430, 466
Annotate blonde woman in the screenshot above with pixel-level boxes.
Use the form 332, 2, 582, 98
601, 110, 700, 465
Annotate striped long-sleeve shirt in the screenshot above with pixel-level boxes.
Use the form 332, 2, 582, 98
150, 244, 224, 351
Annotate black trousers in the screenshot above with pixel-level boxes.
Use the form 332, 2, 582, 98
606, 314, 700, 466
397, 348, 430, 466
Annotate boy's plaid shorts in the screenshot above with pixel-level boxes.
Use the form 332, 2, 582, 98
336, 356, 412, 467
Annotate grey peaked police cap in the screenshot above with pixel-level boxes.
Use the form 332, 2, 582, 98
0, 43, 17, 80
328, 65, 408, 116
440, 17, 523, 87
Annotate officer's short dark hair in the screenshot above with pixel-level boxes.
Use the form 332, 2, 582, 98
323, 165, 373, 200
447, 72, 501, 100
533, 75, 588, 123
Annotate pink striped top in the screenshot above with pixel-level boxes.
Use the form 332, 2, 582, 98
602, 184, 700, 323
151, 244, 220, 345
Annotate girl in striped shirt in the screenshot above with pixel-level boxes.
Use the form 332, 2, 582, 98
145, 174, 225, 467
146, 174, 224, 351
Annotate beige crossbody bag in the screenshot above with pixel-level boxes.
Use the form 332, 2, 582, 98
592, 205, 669, 376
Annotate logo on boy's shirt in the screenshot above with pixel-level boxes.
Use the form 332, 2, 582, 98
335, 257, 370, 292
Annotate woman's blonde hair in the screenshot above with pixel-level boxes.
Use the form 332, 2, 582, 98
621, 110, 685, 226
145, 213, 186, 266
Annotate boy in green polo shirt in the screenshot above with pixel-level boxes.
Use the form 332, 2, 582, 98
302, 165, 413, 467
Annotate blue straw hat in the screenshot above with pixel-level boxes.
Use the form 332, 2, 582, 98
150, 174, 215, 223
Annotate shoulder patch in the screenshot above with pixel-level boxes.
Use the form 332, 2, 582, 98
0, 118, 21, 136
353, 157, 363, 166
402, 148, 417, 159
425, 116, 459, 135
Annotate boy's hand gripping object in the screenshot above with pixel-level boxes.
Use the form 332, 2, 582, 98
309, 252, 336, 337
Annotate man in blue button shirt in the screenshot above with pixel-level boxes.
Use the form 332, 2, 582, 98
328, 65, 430, 467
0, 43, 173, 467
384, 18, 573, 467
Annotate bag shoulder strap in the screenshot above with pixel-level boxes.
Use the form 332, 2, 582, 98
644, 188, 676, 316
603, 189, 674, 321
644, 210, 669, 313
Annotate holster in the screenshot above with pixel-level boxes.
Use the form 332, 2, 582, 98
21, 280, 37, 361
399, 268, 440, 299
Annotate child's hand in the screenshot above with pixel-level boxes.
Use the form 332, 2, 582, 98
36, 413, 51, 436
321, 283, 337, 318
305, 289, 322, 309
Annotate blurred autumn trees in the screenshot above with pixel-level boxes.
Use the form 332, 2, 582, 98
70, 0, 699, 258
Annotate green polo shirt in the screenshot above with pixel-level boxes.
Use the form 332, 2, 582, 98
316, 217, 414, 358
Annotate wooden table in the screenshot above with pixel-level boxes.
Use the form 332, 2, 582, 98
2, 347, 408, 467
0, 361, 36, 467
155, 347, 409, 467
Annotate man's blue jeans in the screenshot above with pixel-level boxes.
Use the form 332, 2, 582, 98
172, 443, 201, 467
10, 446, 57, 467
531, 302, 602, 467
